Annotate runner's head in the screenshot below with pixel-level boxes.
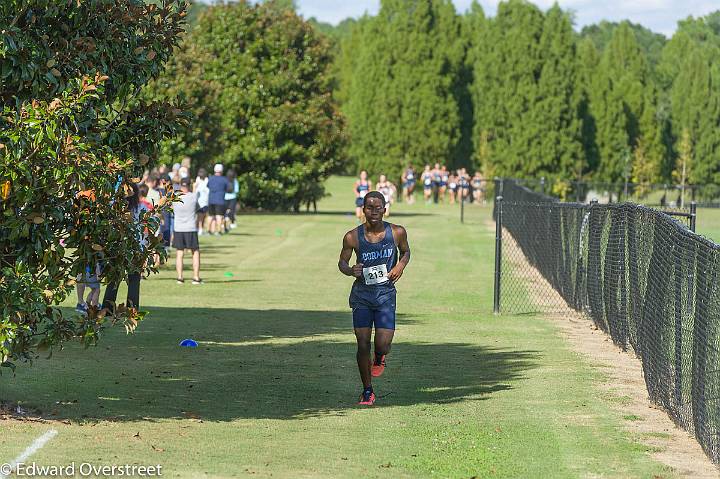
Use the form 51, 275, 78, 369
363, 191, 386, 225
360, 170, 368, 181
379, 174, 387, 183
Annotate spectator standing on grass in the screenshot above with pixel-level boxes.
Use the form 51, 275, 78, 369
225, 169, 239, 230
173, 177, 202, 285
158, 176, 172, 249
194, 168, 210, 235
207, 163, 230, 235
75, 262, 102, 316
102, 183, 148, 311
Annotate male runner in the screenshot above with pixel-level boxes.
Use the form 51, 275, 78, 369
338, 191, 411, 406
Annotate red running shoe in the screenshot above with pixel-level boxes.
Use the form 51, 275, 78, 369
371, 355, 386, 377
358, 389, 376, 406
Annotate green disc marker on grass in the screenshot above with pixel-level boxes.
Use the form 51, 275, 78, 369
276, 229, 283, 236
224, 272, 234, 278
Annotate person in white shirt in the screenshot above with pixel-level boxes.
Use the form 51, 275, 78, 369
193, 168, 210, 235
173, 177, 202, 285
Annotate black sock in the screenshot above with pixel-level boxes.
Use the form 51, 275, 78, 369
375, 352, 384, 364
363, 385, 373, 393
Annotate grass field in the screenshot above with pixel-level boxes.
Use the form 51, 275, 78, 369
696, 207, 720, 243
0, 176, 691, 478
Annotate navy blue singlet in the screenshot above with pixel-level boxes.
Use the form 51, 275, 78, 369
349, 222, 397, 309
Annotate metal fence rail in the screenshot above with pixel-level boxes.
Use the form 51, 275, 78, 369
493, 178, 719, 465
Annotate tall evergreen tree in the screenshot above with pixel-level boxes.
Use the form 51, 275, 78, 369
592, 22, 666, 183
533, 5, 583, 181
149, 1, 346, 211
471, 0, 546, 178
576, 37, 601, 177
345, 0, 463, 180
660, 16, 720, 186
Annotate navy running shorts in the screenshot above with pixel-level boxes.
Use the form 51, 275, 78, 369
352, 305, 396, 330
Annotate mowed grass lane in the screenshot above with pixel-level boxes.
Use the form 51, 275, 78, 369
1, 177, 671, 478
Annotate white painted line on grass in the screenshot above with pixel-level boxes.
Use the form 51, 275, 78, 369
1, 429, 58, 479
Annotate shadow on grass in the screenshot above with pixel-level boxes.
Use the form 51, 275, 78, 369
150, 278, 261, 284
3, 308, 539, 423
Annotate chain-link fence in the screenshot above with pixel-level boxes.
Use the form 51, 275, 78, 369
493, 178, 720, 465
512, 177, 720, 208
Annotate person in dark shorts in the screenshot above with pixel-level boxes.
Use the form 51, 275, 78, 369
338, 191, 411, 406
207, 163, 229, 235
102, 183, 147, 311
173, 177, 202, 284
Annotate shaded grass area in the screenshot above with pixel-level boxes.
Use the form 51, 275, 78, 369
1, 176, 673, 478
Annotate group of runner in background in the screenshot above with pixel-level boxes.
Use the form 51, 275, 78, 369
354, 164, 488, 221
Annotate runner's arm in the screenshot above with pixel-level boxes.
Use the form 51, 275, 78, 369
339, 231, 363, 278
388, 225, 410, 282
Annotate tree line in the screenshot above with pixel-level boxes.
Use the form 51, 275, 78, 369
325, 0, 720, 193
162, 0, 720, 199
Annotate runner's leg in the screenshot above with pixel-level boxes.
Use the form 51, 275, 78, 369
354, 327, 373, 388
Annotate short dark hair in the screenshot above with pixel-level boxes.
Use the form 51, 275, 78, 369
138, 183, 149, 197
363, 191, 386, 208
180, 176, 191, 188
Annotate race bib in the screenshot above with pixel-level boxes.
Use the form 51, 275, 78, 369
363, 264, 389, 285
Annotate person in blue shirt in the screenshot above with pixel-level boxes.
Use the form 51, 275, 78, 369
207, 163, 230, 235
338, 191, 411, 406
224, 169, 240, 231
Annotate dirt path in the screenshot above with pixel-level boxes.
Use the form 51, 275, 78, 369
495, 222, 719, 478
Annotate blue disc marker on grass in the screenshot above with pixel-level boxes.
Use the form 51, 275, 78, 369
180, 339, 198, 348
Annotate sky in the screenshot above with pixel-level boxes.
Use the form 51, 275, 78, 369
292, 0, 719, 37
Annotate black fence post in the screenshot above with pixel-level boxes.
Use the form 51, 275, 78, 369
690, 201, 697, 233
575, 181, 581, 203
540, 177, 546, 195
493, 195, 503, 314
461, 184, 465, 224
